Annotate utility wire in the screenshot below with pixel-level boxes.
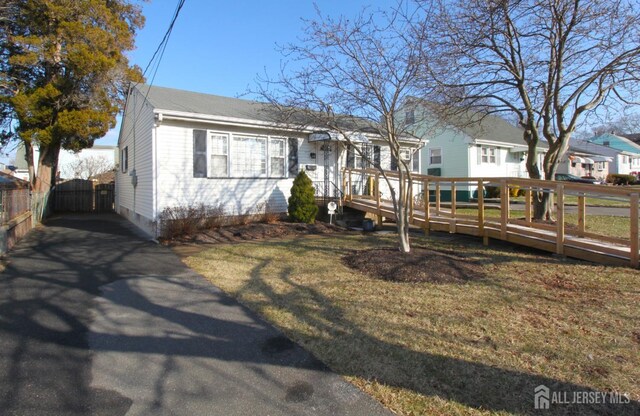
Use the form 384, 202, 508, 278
120, 0, 186, 145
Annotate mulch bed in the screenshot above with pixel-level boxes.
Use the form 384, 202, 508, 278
342, 247, 485, 284
163, 221, 344, 245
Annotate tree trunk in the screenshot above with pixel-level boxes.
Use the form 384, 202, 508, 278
33, 142, 61, 193
533, 191, 552, 221
23, 141, 35, 189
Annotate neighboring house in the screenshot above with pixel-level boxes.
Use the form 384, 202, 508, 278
587, 133, 640, 174
406, 107, 547, 201
556, 144, 612, 181
14, 143, 118, 181
568, 138, 639, 176
117, 84, 421, 237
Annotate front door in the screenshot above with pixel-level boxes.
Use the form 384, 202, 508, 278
317, 142, 337, 198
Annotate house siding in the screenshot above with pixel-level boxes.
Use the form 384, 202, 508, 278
155, 120, 311, 229
116, 88, 156, 236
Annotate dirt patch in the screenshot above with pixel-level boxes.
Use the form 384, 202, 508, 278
342, 247, 485, 284
163, 221, 344, 246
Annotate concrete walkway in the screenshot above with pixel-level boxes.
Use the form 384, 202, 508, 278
0, 214, 389, 416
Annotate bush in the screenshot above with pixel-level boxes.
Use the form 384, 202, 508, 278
606, 173, 638, 185
484, 186, 501, 199
159, 203, 225, 239
288, 170, 318, 223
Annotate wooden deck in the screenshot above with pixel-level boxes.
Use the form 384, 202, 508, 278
341, 169, 639, 268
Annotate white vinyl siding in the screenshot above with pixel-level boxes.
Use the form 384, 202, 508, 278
116, 87, 155, 235
155, 122, 309, 224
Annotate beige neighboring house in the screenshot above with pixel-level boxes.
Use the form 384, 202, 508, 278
14, 143, 118, 182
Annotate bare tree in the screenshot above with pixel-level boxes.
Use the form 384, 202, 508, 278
417, 0, 640, 219
61, 155, 114, 180
258, 4, 437, 253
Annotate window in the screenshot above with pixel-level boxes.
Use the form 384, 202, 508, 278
269, 138, 285, 177
405, 110, 415, 125
231, 135, 267, 177
399, 147, 411, 162
210, 133, 228, 177
193, 130, 291, 178
481, 146, 497, 164
121, 146, 128, 173
429, 148, 442, 165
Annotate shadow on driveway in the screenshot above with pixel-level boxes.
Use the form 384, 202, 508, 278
0, 214, 388, 415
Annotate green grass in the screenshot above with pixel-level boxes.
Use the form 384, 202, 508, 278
456, 209, 631, 240
184, 234, 640, 415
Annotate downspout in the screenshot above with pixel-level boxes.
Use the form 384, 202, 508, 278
153, 113, 160, 237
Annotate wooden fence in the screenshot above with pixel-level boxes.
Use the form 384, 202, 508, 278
342, 168, 640, 267
53, 179, 114, 213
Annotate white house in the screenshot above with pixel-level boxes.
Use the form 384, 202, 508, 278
117, 84, 421, 237
406, 108, 547, 201
583, 134, 640, 175
556, 140, 616, 181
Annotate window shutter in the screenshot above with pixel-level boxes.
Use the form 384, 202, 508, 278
477, 146, 482, 165
373, 145, 381, 168
193, 130, 207, 178
346, 145, 355, 168
496, 148, 501, 166
412, 150, 420, 172
288, 138, 299, 175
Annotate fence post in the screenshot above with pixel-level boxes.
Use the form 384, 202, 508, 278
578, 194, 586, 237
423, 179, 430, 236
630, 193, 639, 267
435, 182, 441, 215
556, 184, 565, 255
450, 180, 456, 233
376, 173, 382, 226
348, 169, 352, 201
500, 179, 508, 240
477, 179, 485, 241
525, 188, 532, 226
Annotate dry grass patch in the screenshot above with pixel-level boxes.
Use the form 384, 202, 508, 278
184, 234, 640, 415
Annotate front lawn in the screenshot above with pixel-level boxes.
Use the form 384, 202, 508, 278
184, 233, 639, 415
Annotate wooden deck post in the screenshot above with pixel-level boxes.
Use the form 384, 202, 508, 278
577, 195, 586, 237
525, 188, 532, 225
341, 170, 347, 202
435, 182, 441, 215
450, 181, 457, 233
477, 179, 485, 240
423, 179, 430, 236
409, 180, 414, 223
375, 173, 382, 226
500, 180, 508, 240
631, 193, 639, 267
556, 184, 565, 255
348, 169, 352, 201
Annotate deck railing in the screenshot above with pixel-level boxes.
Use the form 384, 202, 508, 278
342, 168, 640, 267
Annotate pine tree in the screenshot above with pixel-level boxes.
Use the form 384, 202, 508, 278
0, 0, 144, 192
288, 170, 318, 224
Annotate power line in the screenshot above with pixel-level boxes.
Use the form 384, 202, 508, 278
120, 0, 186, 146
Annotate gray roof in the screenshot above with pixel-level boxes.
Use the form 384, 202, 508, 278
569, 139, 629, 156
458, 114, 545, 148
134, 84, 283, 123
134, 84, 383, 134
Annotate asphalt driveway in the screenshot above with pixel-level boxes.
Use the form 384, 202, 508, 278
0, 214, 389, 416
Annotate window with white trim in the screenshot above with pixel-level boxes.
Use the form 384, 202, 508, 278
121, 146, 128, 173
209, 133, 228, 177
231, 135, 267, 177
269, 138, 286, 177
481, 146, 497, 164
429, 148, 442, 165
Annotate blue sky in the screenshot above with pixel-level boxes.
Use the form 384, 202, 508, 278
98, 0, 392, 146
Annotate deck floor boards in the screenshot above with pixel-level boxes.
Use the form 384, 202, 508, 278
345, 197, 633, 267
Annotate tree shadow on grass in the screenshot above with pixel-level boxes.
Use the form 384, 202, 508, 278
225, 235, 640, 416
